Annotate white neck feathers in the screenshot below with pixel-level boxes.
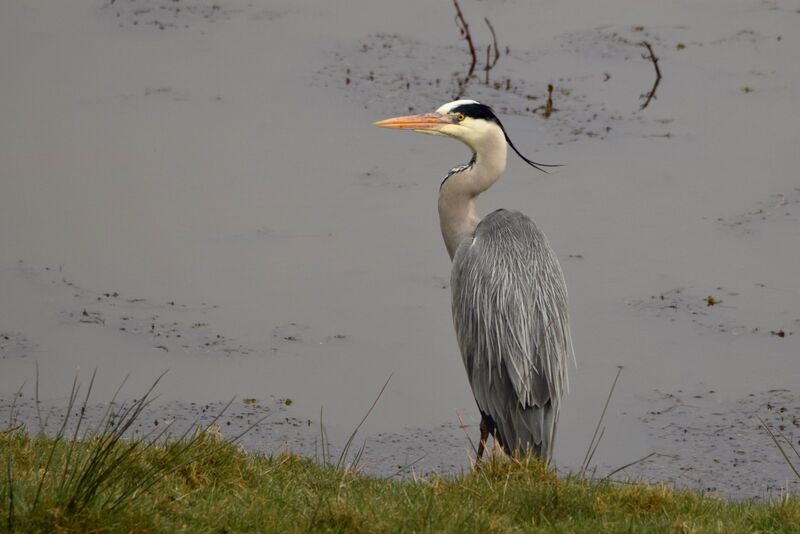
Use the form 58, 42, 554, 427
437, 130, 507, 259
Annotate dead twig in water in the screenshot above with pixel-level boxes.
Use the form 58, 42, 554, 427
451, 2, 505, 96
483, 18, 500, 85
532, 84, 555, 118
639, 41, 662, 111
452, 0, 477, 98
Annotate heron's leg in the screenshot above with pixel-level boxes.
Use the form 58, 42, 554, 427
476, 416, 490, 462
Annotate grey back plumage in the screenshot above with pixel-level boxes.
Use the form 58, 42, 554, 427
451, 209, 574, 461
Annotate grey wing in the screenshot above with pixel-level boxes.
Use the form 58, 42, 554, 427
451, 209, 574, 461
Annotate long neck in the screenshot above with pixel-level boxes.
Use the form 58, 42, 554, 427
437, 135, 507, 259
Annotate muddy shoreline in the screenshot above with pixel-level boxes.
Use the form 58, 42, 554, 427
3, 382, 797, 500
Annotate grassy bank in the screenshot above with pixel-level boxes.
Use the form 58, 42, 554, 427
2, 428, 799, 533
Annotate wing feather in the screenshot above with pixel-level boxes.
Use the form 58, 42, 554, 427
451, 209, 574, 459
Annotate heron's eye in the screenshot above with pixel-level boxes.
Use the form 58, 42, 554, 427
456, 113, 466, 122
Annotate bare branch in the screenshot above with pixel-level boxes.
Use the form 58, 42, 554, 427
639, 40, 662, 111
484, 46, 491, 85
483, 17, 500, 85
452, 0, 477, 98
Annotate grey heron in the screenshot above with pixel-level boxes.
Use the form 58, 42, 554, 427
374, 100, 574, 463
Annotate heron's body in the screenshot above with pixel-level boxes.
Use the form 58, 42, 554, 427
452, 209, 570, 460
375, 99, 574, 462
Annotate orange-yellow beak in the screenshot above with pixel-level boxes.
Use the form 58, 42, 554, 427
373, 112, 452, 132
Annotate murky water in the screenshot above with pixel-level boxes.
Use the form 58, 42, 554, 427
1, 0, 798, 498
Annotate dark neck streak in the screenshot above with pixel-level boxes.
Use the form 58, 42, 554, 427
439, 153, 476, 190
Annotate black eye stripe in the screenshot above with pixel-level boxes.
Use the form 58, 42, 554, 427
450, 103, 500, 125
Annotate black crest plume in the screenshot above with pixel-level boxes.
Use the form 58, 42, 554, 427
450, 102, 562, 173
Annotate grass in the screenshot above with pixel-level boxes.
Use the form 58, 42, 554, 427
2, 372, 799, 533
2, 430, 800, 532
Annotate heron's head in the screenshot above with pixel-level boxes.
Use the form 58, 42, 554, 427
374, 99, 557, 172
